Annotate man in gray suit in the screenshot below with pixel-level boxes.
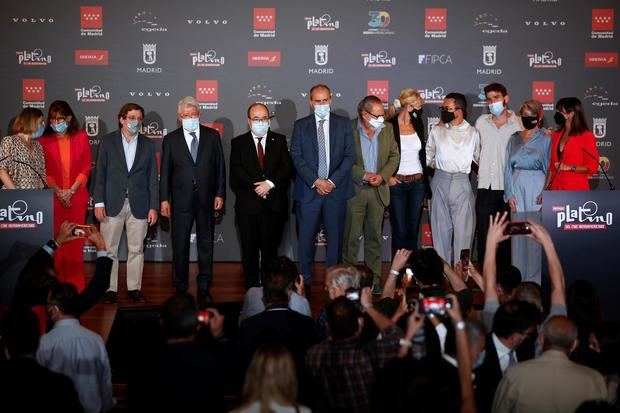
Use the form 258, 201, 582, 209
93, 103, 159, 304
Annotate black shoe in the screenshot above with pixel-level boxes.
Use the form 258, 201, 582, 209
102, 291, 117, 304
127, 290, 146, 303
197, 289, 212, 307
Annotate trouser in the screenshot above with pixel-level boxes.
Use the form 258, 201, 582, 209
388, 179, 425, 256
429, 170, 475, 264
476, 188, 511, 269
100, 199, 148, 292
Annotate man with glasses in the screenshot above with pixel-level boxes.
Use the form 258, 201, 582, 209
343, 95, 399, 294
426, 93, 480, 264
160, 96, 226, 304
93, 103, 159, 304
230, 103, 293, 289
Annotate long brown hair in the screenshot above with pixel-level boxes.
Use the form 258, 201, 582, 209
240, 343, 299, 413
44, 100, 80, 136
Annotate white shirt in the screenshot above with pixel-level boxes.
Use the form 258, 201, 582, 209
183, 127, 200, 154
475, 111, 522, 190
492, 332, 518, 374
315, 113, 331, 172
426, 120, 480, 174
250, 131, 274, 189
94, 130, 138, 208
397, 132, 423, 175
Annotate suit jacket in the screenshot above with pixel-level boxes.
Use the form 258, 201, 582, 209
474, 333, 503, 413
229, 130, 292, 214
290, 113, 355, 203
388, 115, 432, 197
92, 130, 159, 219
159, 125, 226, 212
351, 120, 400, 207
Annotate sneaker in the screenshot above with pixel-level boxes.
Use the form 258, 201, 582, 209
127, 290, 146, 303
102, 291, 117, 304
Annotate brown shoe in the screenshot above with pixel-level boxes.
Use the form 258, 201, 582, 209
127, 290, 146, 303
102, 291, 117, 304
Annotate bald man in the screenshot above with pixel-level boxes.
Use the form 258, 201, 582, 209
492, 316, 607, 413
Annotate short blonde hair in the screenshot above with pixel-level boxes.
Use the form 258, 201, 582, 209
386, 89, 423, 120
12, 107, 44, 135
177, 96, 200, 115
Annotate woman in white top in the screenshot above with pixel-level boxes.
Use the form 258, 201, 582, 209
232, 343, 311, 413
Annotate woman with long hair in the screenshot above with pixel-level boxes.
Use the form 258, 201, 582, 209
39, 100, 92, 291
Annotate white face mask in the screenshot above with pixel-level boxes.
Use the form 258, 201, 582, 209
250, 120, 269, 136
368, 116, 385, 128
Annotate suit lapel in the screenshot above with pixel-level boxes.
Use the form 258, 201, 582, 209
129, 134, 145, 175
178, 128, 195, 164
328, 114, 336, 170
113, 131, 129, 173
245, 132, 261, 172
263, 131, 277, 171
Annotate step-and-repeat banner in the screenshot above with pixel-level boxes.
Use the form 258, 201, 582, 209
1, 1, 618, 262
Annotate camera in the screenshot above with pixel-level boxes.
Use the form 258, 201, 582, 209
504, 221, 532, 235
345, 287, 360, 302
419, 294, 452, 316
460, 249, 470, 266
196, 310, 214, 323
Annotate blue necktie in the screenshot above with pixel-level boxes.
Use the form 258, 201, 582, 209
508, 351, 517, 367
317, 119, 327, 179
190, 132, 198, 163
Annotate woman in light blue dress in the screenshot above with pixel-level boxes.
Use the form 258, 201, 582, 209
504, 100, 551, 284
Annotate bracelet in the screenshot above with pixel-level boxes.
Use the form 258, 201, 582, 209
455, 321, 465, 330
399, 338, 413, 348
362, 302, 373, 309
389, 268, 400, 276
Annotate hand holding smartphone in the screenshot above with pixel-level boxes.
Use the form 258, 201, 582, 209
504, 221, 532, 236
72, 224, 93, 237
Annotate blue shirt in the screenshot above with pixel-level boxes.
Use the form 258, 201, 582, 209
357, 119, 382, 174
503, 129, 551, 202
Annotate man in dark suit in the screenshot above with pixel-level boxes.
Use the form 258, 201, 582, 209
160, 96, 226, 303
93, 103, 159, 304
290, 84, 355, 290
230, 103, 293, 289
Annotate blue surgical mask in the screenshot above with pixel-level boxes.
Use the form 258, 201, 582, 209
126, 120, 141, 135
250, 120, 269, 137
473, 349, 486, 370
182, 117, 199, 132
314, 104, 330, 119
32, 124, 45, 139
51, 122, 68, 134
488, 101, 505, 116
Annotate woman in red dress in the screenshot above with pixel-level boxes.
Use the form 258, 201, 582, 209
546, 97, 599, 191
39, 101, 92, 291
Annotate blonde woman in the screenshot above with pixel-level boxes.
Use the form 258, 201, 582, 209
233, 343, 311, 413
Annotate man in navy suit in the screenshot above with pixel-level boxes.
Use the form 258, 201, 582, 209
290, 84, 355, 291
160, 96, 226, 304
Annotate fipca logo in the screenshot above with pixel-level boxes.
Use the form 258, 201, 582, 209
427, 116, 440, 137
305, 14, 340, 31
309, 45, 334, 74
85, 116, 99, 137
532, 81, 555, 110
552, 201, 613, 230
474, 13, 508, 34
140, 121, 167, 139
196, 80, 218, 110
254, 8, 276, 38
10, 17, 54, 24
364, 11, 394, 35
22, 79, 45, 109
0, 200, 44, 229
585, 52, 618, 69
584, 86, 619, 107
75, 49, 108, 65
418, 87, 446, 104
80, 6, 103, 37
417, 54, 452, 65
367, 80, 389, 106
524, 19, 566, 28
16, 49, 52, 66
137, 44, 162, 73
425, 8, 447, 38
190, 50, 225, 67
75, 85, 110, 103
592, 9, 614, 39
528, 51, 562, 68
477, 45, 502, 75
133, 11, 168, 32
248, 84, 282, 106
362, 50, 397, 68
248, 51, 281, 67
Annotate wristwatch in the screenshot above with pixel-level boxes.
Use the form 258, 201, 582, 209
46, 239, 59, 250
399, 338, 413, 347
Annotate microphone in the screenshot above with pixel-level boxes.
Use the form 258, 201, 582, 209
582, 147, 615, 191
12, 159, 48, 189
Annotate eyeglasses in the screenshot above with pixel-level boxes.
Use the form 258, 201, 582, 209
179, 114, 199, 119
365, 111, 385, 119
50, 117, 67, 124
250, 117, 270, 122
439, 106, 458, 112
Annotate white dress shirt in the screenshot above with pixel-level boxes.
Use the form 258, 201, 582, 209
94, 130, 138, 208
492, 332, 518, 374
426, 120, 480, 174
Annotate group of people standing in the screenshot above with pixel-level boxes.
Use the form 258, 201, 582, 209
0, 82, 600, 302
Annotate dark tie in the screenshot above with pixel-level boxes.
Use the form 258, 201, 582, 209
508, 351, 517, 367
256, 137, 264, 170
189, 132, 198, 163
317, 119, 327, 179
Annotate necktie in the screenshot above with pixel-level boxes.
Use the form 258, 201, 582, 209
317, 119, 327, 179
256, 137, 264, 170
508, 351, 517, 367
190, 132, 198, 163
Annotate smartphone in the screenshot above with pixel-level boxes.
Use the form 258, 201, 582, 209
419, 295, 452, 316
72, 224, 92, 237
460, 249, 470, 267
504, 221, 532, 235
345, 288, 360, 302
196, 310, 214, 323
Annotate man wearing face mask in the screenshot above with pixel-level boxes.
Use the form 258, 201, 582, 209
426, 93, 480, 265
93, 103, 159, 304
230, 103, 293, 290
160, 96, 226, 304
290, 84, 355, 295
474, 83, 521, 270
343, 95, 399, 293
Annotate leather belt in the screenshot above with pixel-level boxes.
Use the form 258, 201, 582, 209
395, 173, 423, 183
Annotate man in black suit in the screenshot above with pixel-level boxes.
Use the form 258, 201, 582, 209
93, 103, 159, 304
160, 96, 226, 303
230, 103, 293, 289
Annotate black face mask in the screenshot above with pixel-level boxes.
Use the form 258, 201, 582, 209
522, 116, 539, 130
440, 110, 456, 124
554, 112, 566, 126
409, 108, 423, 119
